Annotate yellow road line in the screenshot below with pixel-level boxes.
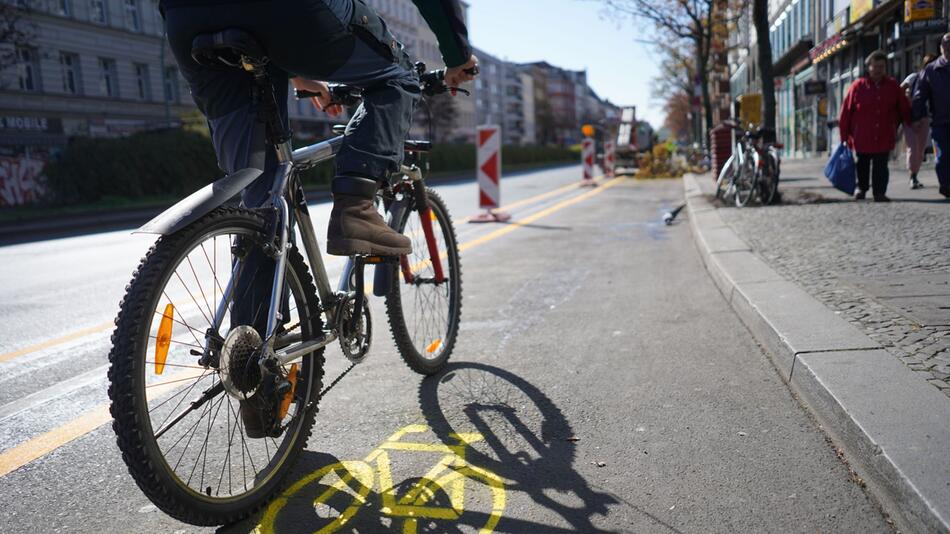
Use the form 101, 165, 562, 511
0, 404, 111, 478
0, 176, 622, 479
0, 321, 114, 364
459, 177, 622, 253
0, 178, 589, 365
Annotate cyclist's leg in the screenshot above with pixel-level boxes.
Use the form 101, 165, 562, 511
165, 7, 294, 339
266, 0, 420, 255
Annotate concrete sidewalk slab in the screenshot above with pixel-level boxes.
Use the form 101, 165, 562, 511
683, 172, 950, 534
794, 348, 950, 533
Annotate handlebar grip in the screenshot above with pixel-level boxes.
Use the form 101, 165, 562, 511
295, 89, 324, 100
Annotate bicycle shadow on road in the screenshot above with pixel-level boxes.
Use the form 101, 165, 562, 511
418, 361, 683, 534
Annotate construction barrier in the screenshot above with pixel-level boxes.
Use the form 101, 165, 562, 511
604, 140, 616, 178
470, 125, 511, 223
581, 138, 596, 187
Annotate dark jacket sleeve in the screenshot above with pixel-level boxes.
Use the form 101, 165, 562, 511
411, 0, 471, 68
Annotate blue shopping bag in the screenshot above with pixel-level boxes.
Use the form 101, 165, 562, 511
824, 143, 856, 195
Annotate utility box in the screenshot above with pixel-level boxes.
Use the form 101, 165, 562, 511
710, 123, 733, 179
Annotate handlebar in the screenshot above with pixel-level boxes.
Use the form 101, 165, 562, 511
294, 62, 477, 105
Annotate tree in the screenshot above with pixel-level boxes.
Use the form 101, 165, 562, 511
650, 41, 699, 142
751, 0, 775, 137
663, 91, 693, 140
0, 1, 35, 88
600, 0, 744, 141
415, 93, 457, 142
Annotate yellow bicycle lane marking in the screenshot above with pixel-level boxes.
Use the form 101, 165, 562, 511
0, 176, 590, 365
256, 424, 506, 534
0, 176, 621, 479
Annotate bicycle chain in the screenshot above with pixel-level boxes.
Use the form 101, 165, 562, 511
305, 361, 358, 413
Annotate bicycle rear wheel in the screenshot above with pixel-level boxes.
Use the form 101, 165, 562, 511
108, 207, 324, 525
757, 152, 780, 205
385, 188, 462, 375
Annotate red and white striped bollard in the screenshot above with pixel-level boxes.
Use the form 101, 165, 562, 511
470, 125, 511, 223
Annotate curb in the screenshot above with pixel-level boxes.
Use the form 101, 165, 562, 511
683, 173, 950, 534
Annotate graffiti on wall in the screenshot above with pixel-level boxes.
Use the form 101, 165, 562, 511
0, 153, 47, 207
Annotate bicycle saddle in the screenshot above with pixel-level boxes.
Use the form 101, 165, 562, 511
191, 28, 266, 69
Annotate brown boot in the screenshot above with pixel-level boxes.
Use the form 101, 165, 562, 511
327, 176, 411, 256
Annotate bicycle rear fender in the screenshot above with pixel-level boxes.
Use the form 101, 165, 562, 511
135, 168, 263, 236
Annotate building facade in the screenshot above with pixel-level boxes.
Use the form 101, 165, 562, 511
730, 0, 949, 157
472, 47, 537, 145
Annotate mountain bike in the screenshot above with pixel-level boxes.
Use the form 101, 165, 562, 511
107, 28, 471, 526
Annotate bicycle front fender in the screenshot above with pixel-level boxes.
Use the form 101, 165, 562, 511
135, 168, 263, 236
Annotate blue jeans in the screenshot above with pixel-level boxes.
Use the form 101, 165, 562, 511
164, 0, 419, 333
931, 124, 950, 191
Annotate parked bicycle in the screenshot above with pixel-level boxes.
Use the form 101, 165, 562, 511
715, 121, 782, 207
108, 29, 471, 526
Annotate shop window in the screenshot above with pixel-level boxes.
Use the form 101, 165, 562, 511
53, 0, 72, 16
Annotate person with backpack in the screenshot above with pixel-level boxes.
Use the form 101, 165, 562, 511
913, 33, 950, 199
901, 54, 937, 189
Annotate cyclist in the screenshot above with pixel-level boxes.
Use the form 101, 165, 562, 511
161, 0, 478, 256
160, 0, 477, 437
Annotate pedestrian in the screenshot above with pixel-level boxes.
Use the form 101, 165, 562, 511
901, 54, 937, 189
912, 33, 950, 199
838, 50, 912, 202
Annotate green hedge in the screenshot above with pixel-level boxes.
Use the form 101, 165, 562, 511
41, 129, 580, 206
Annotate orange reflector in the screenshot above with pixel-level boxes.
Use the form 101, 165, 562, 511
155, 303, 174, 375
430, 210, 437, 222
278, 364, 299, 420
425, 339, 442, 354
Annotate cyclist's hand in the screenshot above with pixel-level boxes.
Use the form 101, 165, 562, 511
291, 78, 343, 117
445, 55, 478, 88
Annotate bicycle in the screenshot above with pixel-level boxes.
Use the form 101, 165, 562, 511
107, 28, 472, 526
715, 121, 782, 207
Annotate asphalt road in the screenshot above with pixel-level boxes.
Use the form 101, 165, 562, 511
0, 166, 891, 533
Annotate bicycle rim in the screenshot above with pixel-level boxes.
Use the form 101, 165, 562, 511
386, 189, 462, 375
109, 208, 322, 524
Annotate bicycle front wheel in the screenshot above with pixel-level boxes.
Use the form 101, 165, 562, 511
385, 188, 462, 375
734, 159, 758, 207
108, 207, 324, 525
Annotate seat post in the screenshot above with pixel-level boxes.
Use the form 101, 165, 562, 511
243, 60, 294, 163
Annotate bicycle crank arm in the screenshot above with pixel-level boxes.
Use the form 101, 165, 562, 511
275, 333, 338, 366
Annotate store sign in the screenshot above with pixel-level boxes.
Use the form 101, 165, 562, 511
902, 16, 947, 35
850, 0, 876, 23
804, 81, 827, 95
904, 0, 937, 22
0, 116, 63, 133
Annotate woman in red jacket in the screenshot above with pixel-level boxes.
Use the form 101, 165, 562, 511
839, 50, 912, 201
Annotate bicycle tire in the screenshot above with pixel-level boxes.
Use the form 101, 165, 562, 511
758, 152, 780, 205
108, 207, 324, 526
734, 159, 757, 207
385, 188, 462, 375
714, 157, 735, 200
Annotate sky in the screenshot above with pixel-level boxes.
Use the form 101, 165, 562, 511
467, 0, 664, 128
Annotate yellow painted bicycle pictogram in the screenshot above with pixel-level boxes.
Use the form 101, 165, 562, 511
257, 424, 506, 533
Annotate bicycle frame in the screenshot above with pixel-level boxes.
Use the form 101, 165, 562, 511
239, 134, 438, 368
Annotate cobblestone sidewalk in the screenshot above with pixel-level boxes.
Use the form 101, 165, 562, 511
716, 158, 950, 397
